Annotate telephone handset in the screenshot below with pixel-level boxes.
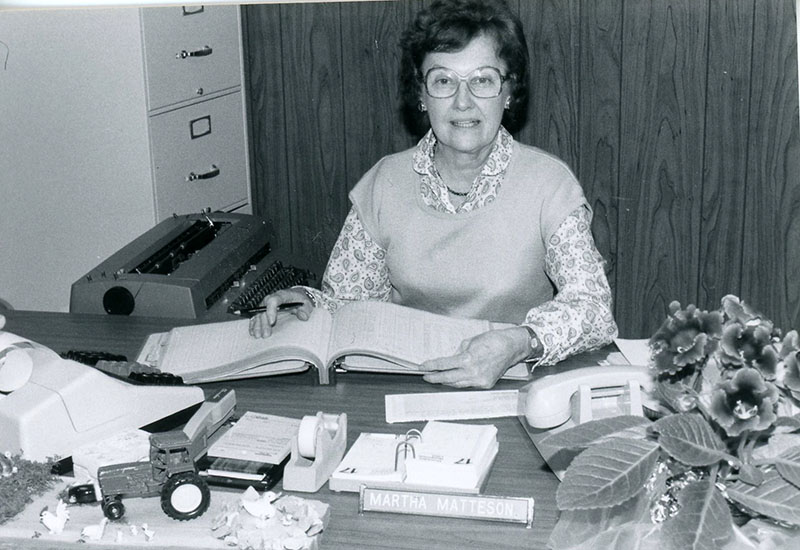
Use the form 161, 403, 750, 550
519, 364, 655, 429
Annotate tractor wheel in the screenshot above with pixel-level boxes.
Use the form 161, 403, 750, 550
160, 472, 210, 520
102, 496, 125, 521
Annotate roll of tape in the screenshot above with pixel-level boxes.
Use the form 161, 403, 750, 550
0, 348, 34, 393
297, 415, 321, 459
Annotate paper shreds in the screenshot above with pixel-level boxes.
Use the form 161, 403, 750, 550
212, 490, 329, 550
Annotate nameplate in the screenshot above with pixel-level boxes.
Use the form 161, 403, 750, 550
358, 486, 534, 527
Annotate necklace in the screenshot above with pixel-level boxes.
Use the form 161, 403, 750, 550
446, 186, 470, 197
432, 152, 473, 198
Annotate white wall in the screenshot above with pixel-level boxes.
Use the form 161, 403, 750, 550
0, 9, 156, 311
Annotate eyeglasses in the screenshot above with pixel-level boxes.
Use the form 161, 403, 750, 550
423, 66, 510, 99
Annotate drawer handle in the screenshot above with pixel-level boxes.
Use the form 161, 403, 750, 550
186, 164, 220, 182
176, 46, 213, 59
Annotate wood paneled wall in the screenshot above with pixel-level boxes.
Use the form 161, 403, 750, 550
243, 0, 800, 338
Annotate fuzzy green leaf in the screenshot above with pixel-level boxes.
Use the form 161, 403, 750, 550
752, 433, 800, 462
659, 478, 733, 550
548, 520, 660, 550
774, 446, 800, 489
549, 470, 663, 550
653, 413, 729, 466
728, 469, 800, 525
737, 464, 765, 486
775, 414, 800, 432
549, 481, 650, 548
540, 415, 651, 449
556, 437, 660, 510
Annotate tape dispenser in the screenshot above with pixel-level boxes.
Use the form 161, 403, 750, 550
283, 412, 347, 492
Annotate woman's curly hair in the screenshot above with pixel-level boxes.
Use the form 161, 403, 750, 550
399, 0, 530, 136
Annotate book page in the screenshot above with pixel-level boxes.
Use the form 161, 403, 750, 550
327, 301, 494, 369
190, 360, 310, 383
136, 331, 169, 366
341, 354, 529, 380
158, 308, 333, 378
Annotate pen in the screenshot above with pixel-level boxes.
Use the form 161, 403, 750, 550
232, 301, 305, 316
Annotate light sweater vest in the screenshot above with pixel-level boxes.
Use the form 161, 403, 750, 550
349, 141, 587, 324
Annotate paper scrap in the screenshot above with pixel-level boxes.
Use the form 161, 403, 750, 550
614, 338, 651, 367
385, 390, 519, 423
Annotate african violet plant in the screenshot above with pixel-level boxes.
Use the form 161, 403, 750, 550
543, 295, 800, 550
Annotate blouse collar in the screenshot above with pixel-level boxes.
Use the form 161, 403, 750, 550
413, 126, 513, 178
413, 127, 514, 214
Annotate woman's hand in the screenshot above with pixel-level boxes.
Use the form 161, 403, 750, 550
248, 288, 315, 338
417, 326, 532, 389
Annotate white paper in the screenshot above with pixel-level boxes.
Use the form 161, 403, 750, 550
385, 390, 519, 423
136, 331, 169, 366
328, 301, 496, 365
156, 310, 331, 376
328, 433, 406, 492
208, 412, 301, 464
614, 338, 651, 367
72, 428, 151, 479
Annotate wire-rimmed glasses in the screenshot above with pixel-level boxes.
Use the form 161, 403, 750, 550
423, 66, 510, 99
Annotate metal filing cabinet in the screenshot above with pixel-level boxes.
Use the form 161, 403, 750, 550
142, 5, 250, 219
0, 6, 251, 311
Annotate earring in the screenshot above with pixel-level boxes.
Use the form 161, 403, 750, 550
418, 103, 427, 112
504, 98, 511, 110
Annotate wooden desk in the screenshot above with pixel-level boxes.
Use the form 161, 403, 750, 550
0, 311, 559, 550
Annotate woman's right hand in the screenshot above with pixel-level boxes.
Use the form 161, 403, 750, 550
248, 288, 314, 338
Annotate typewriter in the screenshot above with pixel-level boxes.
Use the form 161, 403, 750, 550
69, 212, 315, 319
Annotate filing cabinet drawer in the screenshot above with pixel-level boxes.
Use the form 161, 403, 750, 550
142, 5, 241, 110
149, 91, 248, 220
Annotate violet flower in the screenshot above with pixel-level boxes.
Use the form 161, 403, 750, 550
781, 331, 800, 392
709, 367, 779, 437
716, 295, 779, 380
650, 301, 723, 376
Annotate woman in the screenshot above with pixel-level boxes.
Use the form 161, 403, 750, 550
250, 0, 618, 389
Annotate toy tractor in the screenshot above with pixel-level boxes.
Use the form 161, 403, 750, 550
68, 388, 235, 521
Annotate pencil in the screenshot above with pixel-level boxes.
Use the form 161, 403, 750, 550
232, 301, 304, 316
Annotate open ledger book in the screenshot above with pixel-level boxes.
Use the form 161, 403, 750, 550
136, 301, 531, 385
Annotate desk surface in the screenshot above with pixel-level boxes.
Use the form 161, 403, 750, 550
0, 310, 559, 550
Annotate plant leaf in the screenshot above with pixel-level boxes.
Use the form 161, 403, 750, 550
653, 413, 729, 466
752, 433, 800, 462
556, 437, 660, 510
548, 520, 660, 550
774, 446, 800, 489
736, 518, 800, 550
727, 469, 800, 525
659, 478, 733, 550
540, 415, 651, 449
549, 478, 653, 548
737, 464, 764, 486
549, 465, 667, 549
653, 380, 695, 414
775, 414, 800, 432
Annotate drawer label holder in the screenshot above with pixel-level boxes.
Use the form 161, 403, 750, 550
358, 486, 534, 528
